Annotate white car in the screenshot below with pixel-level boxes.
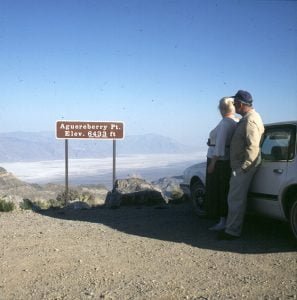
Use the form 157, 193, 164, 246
180, 121, 297, 240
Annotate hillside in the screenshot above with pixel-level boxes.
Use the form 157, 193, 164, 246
0, 166, 108, 204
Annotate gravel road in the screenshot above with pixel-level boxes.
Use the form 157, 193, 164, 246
1, 202, 296, 300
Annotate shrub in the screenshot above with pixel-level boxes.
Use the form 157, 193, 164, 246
48, 198, 64, 208
56, 189, 80, 203
19, 198, 64, 211
33, 200, 51, 210
19, 189, 97, 211
0, 197, 15, 212
19, 198, 33, 210
80, 192, 95, 204
56, 189, 96, 206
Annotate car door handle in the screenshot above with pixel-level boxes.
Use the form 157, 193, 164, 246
273, 169, 283, 174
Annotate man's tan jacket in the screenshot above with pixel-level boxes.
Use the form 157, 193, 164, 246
230, 109, 264, 172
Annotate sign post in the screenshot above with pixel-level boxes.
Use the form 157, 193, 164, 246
56, 121, 124, 202
113, 139, 116, 189
65, 139, 69, 205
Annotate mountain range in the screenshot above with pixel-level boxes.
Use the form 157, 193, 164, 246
0, 131, 198, 162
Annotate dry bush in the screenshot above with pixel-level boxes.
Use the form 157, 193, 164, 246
0, 197, 16, 212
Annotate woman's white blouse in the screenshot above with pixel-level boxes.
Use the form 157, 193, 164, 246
207, 117, 238, 160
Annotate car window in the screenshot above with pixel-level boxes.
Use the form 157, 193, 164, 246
261, 126, 296, 161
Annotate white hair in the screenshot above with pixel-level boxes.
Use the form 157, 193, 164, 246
218, 97, 235, 116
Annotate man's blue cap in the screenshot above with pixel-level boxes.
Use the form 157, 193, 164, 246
233, 90, 253, 106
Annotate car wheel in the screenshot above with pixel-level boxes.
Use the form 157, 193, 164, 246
190, 180, 206, 216
290, 199, 297, 240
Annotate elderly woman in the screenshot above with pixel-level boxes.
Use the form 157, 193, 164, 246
205, 97, 238, 230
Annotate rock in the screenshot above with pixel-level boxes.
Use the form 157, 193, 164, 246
152, 176, 185, 203
0, 167, 7, 174
105, 178, 166, 208
0, 170, 37, 205
66, 201, 90, 210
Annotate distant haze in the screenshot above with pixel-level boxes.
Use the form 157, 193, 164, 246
0, 131, 206, 187
0, 154, 205, 188
0, 131, 204, 163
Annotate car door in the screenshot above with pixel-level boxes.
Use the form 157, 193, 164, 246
248, 124, 296, 219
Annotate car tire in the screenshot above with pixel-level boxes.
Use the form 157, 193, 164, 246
289, 199, 297, 240
190, 180, 206, 217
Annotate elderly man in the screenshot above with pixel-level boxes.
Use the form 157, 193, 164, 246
218, 90, 264, 240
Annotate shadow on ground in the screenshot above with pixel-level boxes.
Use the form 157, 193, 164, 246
37, 201, 297, 254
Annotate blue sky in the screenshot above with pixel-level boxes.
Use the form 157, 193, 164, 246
1, 0, 296, 146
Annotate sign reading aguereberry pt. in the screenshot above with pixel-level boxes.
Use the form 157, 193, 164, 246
56, 120, 124, 139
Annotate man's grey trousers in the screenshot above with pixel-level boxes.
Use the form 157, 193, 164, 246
225, 167, 258, 237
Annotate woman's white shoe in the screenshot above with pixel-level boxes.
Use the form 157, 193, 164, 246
209, 217, 226, 231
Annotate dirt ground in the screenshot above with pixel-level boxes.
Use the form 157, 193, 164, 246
0, 202, 296, 300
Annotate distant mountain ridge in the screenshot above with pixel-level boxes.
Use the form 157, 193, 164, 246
0, 131, 196, 162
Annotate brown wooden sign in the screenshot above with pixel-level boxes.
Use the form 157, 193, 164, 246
56, 121, 124, 139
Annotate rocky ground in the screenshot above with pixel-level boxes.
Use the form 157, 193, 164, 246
1, 200, 296, 300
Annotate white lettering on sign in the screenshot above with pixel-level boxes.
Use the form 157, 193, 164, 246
56, 121, 124, 139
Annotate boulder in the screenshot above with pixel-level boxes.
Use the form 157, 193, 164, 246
152, 176, 185, 203
105, 178, 166, 208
